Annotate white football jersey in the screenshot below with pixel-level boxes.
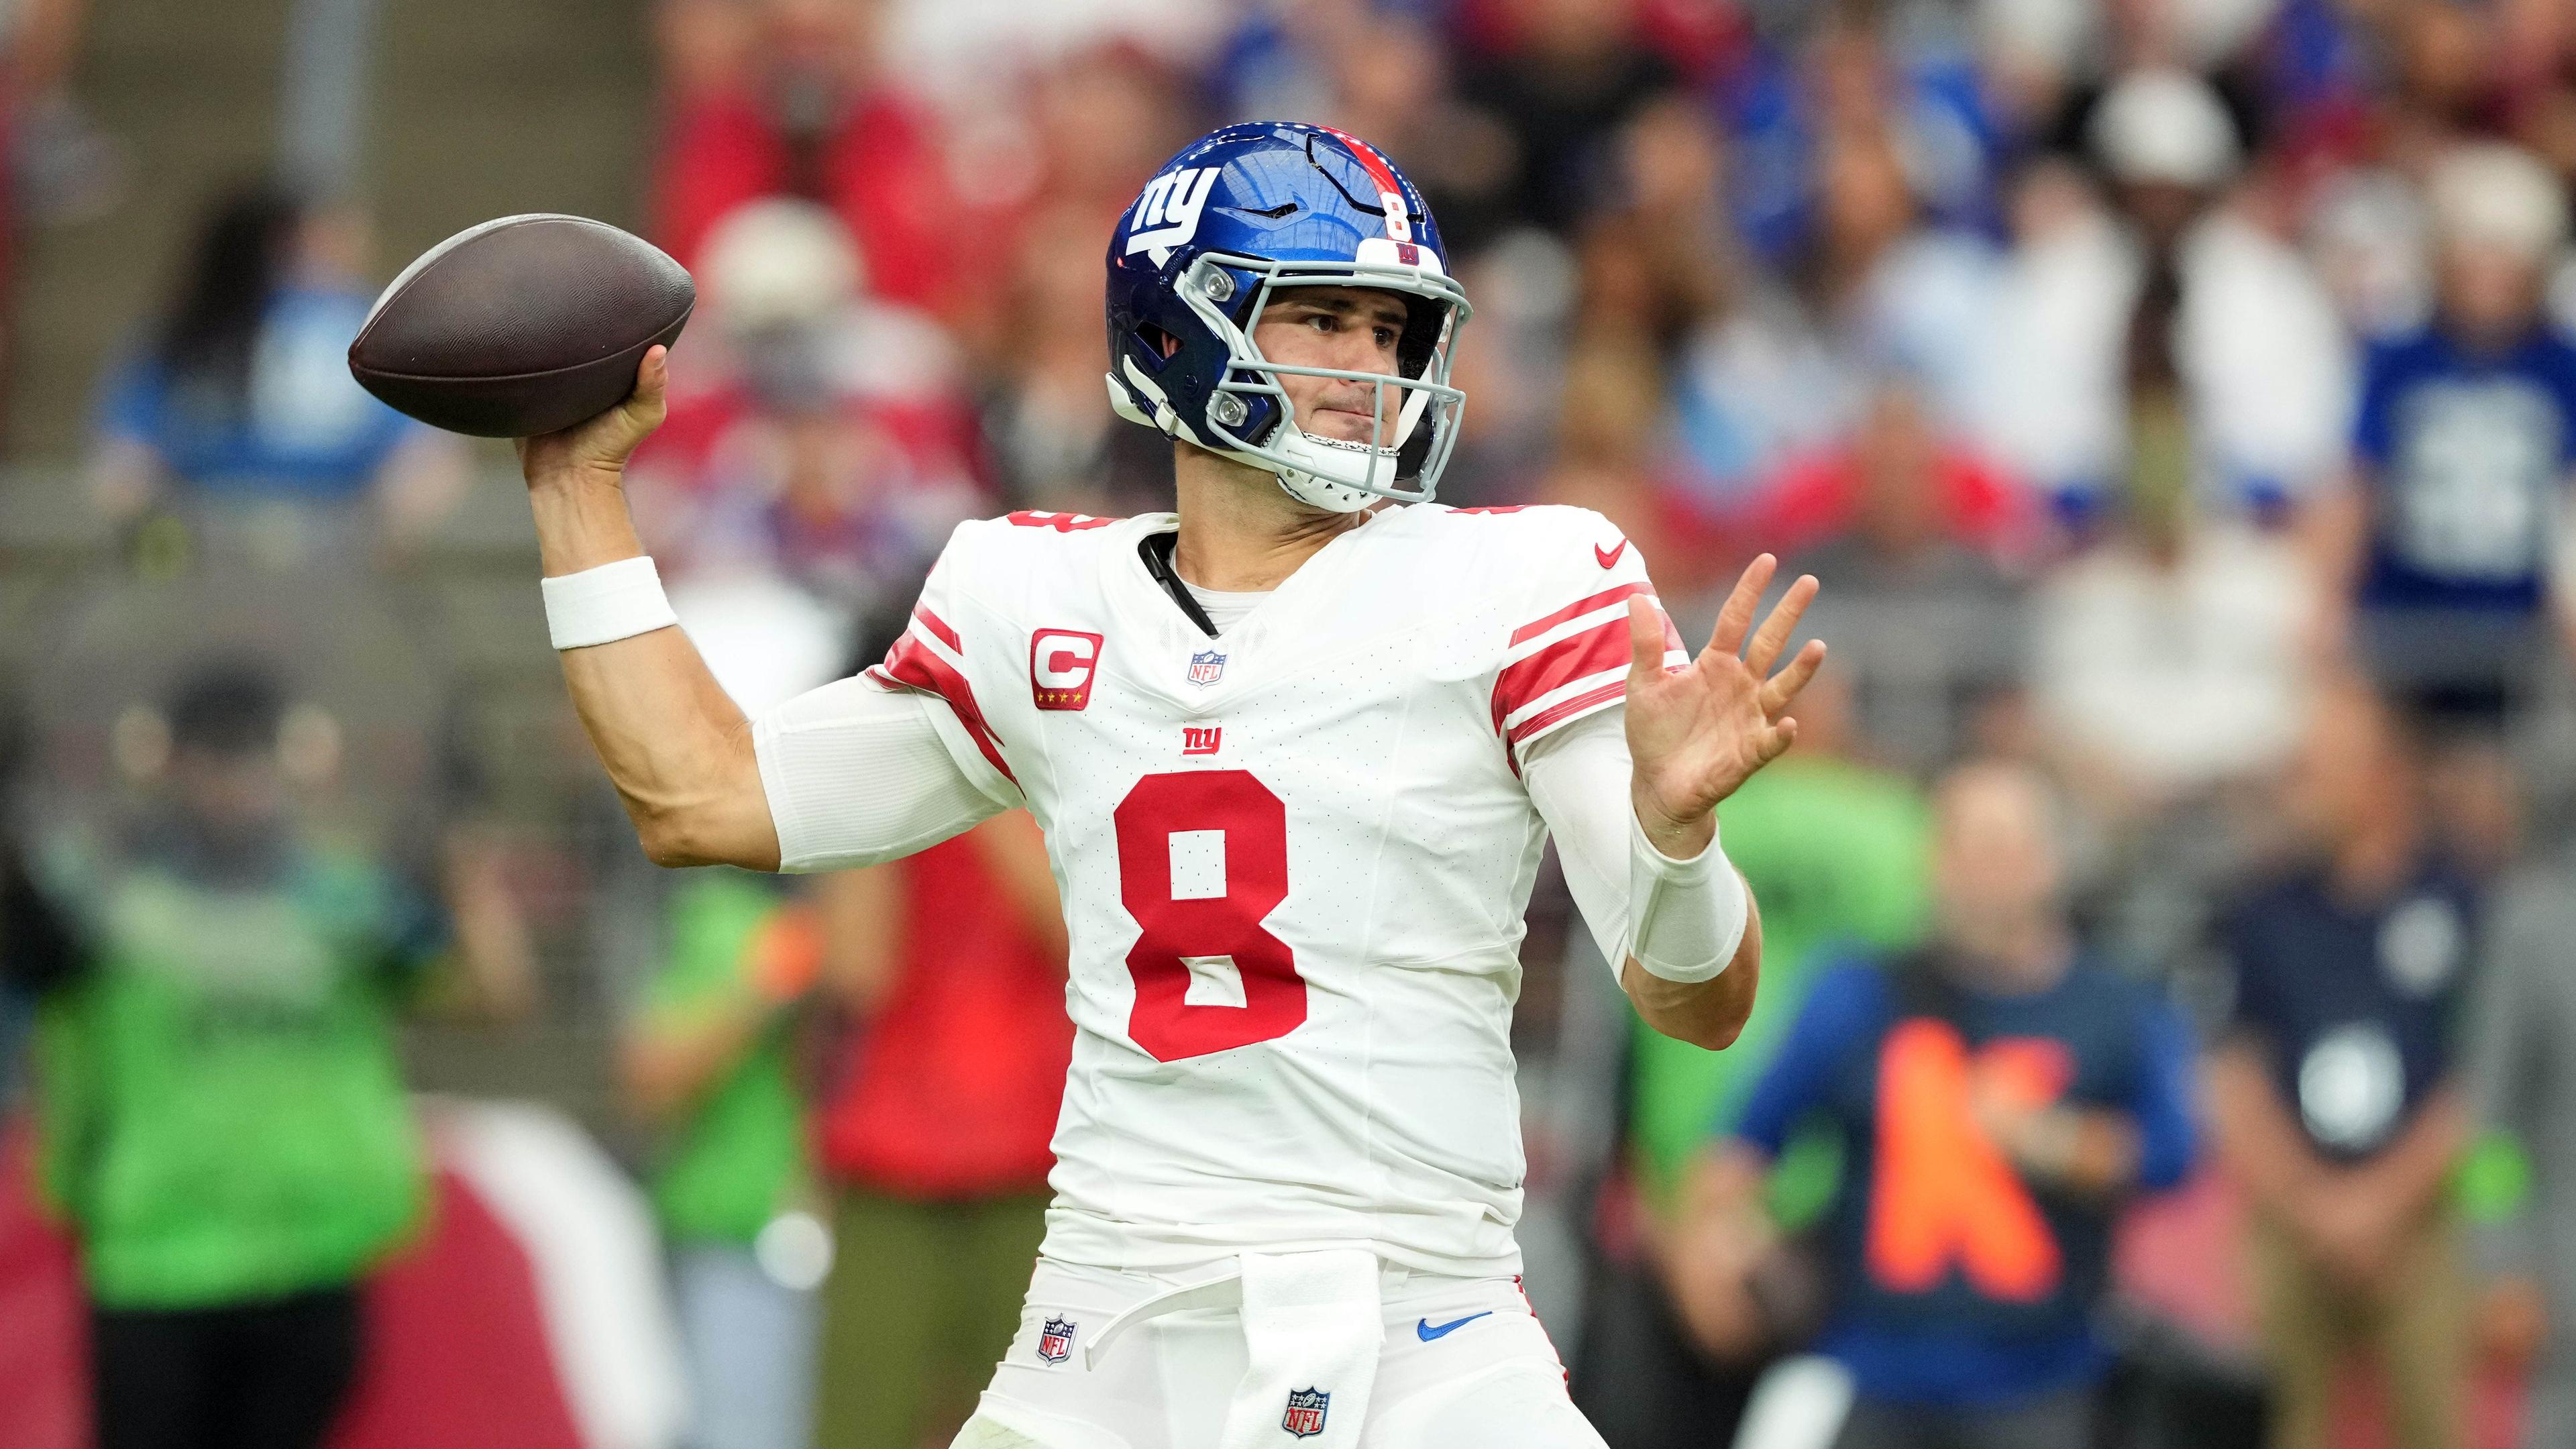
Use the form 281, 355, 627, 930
869, 503, 1681, 1276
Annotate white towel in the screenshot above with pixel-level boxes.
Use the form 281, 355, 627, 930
1216, 1248, 1383, 1449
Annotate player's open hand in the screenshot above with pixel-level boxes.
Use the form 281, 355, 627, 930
1623, 555, 1825, 857
514, 345, 670, 492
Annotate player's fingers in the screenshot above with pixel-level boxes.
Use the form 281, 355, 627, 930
628, 345, 670, 416
1625, 596, 1666, 688
1757, 639, 1827, 718
1758, 716, 1799, 765
1708, 555, 1775, 657
1743, 574, 1819, 676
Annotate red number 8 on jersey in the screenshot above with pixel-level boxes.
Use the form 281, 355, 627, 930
1112, 770, 1305, 1061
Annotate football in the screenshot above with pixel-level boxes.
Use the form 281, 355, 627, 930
347, 213, 693, 438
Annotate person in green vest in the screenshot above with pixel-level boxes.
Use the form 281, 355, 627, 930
11, 659, 535, 1449
620, 867, 826, 1449
1575, 675, 1933, 1446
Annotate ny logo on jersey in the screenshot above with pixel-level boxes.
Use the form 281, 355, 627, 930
1282, 1387, 1330, 1438
1031, 629, 1105, 711
1126, 166, 1220, 264
1036, 1316, 1076, 1364
1182, 725, 1222, 757
1188, 649, 1227, 686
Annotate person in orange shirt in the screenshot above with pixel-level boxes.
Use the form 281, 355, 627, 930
1666, 761, 2197, 1449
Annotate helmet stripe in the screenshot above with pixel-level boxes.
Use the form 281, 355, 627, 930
1316, 126, 1410, 239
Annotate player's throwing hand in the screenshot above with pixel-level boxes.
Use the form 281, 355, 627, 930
514, 345, 671, 490
1623, 554, 1825, 858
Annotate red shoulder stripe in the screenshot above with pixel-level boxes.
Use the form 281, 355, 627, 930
1507, 678, 1629, 747
1005, 511, 1118, 532
1509, 582, 1653, 647
1491, 616, 1632, 733
872, 631, 1015, 784
912, 605, 962, 654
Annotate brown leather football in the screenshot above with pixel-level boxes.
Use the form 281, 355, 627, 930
348, 214, 694, 438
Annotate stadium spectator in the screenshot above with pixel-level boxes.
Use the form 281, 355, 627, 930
1291, 6, 1518, 255
1770, 382, 2030, 773
1539, 336, 1691, 572
2206, 682, 2479, 1449
622, 869, 826, 1449
1794, 124, 2007, 451
85, 182, 468, 548
974, 198, 1174, 517
2027, 456, 2317, 824
2308, 142, 2576, 729
651, 0, 963, 314
1753, 385, 2032, 570
1982, 68, 2352, 523
2465, 846, 2576, 1449
1449, 0, 1678, 240
1717, 8, 2004, 262
871, 0, 1218, 122
808, 811, 1070, 1449
1667, 759, 2197, 1449
632, 197, 984, 642
1576, 672, 1932, 1449
1661, 120, 1854, 515
7, 659, 535, 1449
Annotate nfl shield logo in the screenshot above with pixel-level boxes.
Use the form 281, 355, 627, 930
1188, 649, 1227, 686
1281, 1387, 1330, 1438
1037, 1316, 1075, 1364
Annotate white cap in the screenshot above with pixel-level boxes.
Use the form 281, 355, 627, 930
699, 198, 866, 332
2090, 68, 2241, 189
2428, 142, 2570, 260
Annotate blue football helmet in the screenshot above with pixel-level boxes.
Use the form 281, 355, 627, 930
1105, 121, 1471, 511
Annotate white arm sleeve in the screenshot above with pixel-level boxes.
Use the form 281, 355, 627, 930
1523, 706, 1749, 984
751, 675, 1011, 873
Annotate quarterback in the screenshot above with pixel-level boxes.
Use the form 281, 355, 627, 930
517, 123, 1823, 1448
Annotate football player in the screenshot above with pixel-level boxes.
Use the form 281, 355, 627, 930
516, 122, 1823, 1448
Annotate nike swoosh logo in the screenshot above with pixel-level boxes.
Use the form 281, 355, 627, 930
1415, 1311, 1493, 1341
1595, 540, 1629, 569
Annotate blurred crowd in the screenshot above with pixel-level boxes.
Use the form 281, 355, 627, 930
11, 0, 2576, 1447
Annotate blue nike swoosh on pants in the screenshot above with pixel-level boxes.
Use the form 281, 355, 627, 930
1415, 1311, 1493, 1341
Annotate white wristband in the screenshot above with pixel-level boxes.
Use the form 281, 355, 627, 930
1627, 810, 1750, 983
541, 555, 679, 650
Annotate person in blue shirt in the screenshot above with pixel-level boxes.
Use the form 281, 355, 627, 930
2314, 142, 2576, 728
2206, 682, 2477, 1449
86, 181, 466, 541
1665, 759, 2197, 1449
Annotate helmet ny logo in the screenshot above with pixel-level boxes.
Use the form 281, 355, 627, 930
1127, 166, 1220, 264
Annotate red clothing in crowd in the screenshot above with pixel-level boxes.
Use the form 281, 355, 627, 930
1750, 444, 2033, 562
811, 834, 1071, 1199
653, 87, 962, 313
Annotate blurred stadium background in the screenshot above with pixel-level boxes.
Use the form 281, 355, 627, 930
4, 0, 2576, 1447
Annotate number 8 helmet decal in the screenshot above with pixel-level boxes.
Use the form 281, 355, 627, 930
1106, 121, 1472, 512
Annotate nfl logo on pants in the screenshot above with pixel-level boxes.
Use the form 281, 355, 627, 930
1282, 1387, 1330, 1438
1037, 1316, 1075, 1364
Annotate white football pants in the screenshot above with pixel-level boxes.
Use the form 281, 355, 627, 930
951, 1254, 1609, 1449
